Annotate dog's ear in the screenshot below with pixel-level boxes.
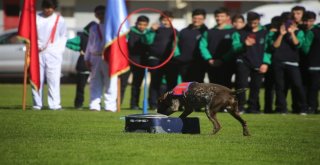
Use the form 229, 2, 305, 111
158, 91, 172, 102
158, 92, 169, 102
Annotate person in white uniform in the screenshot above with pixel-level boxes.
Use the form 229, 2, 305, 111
32, 0, 67, 110
85, 5, 118, 112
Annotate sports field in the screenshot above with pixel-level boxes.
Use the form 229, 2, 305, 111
0, 84, 319, 165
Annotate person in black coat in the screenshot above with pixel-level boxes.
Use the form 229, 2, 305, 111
232, 12, 270, 113
147, 11, 179, 109
120, 15, 151, 110
269, 13, 307, 114
174, 9, 208, 83
263, 16, 282, 113
67, 21, 96, 109
301, 11, 320, 114
199, 7, 236, 89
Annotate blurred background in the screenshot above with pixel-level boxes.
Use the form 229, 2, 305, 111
1, 0, 319, 32
0, 0, 319, 82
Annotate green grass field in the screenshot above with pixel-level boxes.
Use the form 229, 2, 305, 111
0, 84, 320, 165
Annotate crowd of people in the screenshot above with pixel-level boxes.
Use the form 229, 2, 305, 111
33, 0, 320, 115
119, 6, 320, 115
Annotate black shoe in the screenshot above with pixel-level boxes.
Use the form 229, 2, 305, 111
245, 108, 261, 114
251, 110, 261, 114
307, 108, 316, 114
275, 108, 288, 114
75, 106, 83, 110
149, 105, 157, 110
130, 106, 140, 110
264, 108, 274, 114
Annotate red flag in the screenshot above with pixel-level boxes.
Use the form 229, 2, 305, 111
18, 0, 40, 90
104, 0, 129, 77
104, 35, 129, 76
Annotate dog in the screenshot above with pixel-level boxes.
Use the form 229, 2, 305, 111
157, 82, 250, 136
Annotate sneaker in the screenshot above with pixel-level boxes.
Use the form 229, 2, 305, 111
50, 105, 62, 110
50, 108, 62, 111
105, 109, 116, 112
300, 112, 307, 116
32, 106, 42, 110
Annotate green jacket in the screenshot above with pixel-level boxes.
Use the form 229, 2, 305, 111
127, 26, 154, 43
66, 26, 90, 51
265, 29, 305, 63
267, 30, 305, 49
145, 27, 180, 57
301, 25, 317, 55
66, 36, 81, 51
232, 25, 271, 65
199, 24, 235, 61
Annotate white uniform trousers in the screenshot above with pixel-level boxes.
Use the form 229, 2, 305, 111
32, 51, 62, 110
89, 55, 117, 111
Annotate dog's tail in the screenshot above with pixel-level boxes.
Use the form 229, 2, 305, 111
231, 88, 248, 95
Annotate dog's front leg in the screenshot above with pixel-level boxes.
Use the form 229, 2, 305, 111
179, 104, 193, 118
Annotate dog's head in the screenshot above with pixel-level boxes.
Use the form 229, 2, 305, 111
157, 91, 180, 116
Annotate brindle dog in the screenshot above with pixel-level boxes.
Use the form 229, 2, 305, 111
157, 82, 250, 136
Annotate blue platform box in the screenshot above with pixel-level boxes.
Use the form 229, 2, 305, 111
124, 114, 200, 134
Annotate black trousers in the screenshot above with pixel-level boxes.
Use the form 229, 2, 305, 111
119, 65, 145, 108
285, 83, 300, 113
273, 62, 307, 113
149, 60, 177, 108
187, 59, 208, 83
264, 66, 275, 113
119, 70, 130, 105
235, 61, 263, 112
305, 70, 320, 113
176, 62, 193, 82
130, 65, 145, 108
208, 60, 235, 89
74, 72, 89, 108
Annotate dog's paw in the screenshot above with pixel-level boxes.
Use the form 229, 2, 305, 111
212, 128, 221, 135
243, 128, 250, 136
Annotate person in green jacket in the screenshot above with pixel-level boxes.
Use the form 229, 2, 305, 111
199, 7, 236, 88
301, 11, 320, 114
120, 15, 151, 110
268, 12, 307, 114
232, 12, 271, 113
66, 21, 96, 109
147, 11, 179, 109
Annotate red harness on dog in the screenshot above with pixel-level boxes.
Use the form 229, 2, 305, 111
172, 82, 193, 96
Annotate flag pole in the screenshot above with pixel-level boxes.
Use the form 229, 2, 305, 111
117, 77, 121, 112
22, 43, 30, 111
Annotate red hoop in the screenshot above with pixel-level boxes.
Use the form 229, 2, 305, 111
117, 8, 177, 70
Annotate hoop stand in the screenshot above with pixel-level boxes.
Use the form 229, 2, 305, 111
143, 68, 148, 114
